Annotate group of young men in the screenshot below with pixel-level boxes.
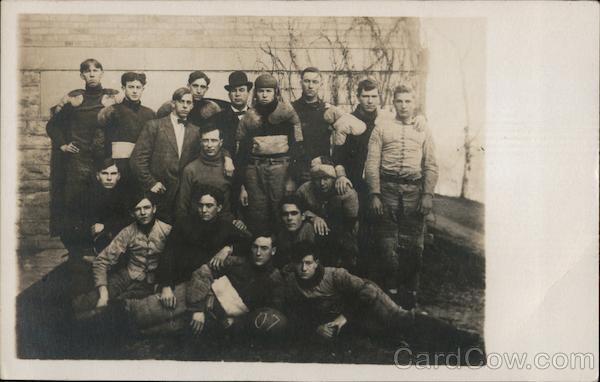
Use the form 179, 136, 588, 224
44, 58, 461, 346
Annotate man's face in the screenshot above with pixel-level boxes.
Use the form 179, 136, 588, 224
301, 72, 322, 101
251, 236, 275, 267
393, 92, 415, 120
295, 254, 319, 280
197, 194, 221, 222
201, 129, 223, 157
189, 78, 209, 101
229, 85, 250, 109
281, 203, 304, 232
122, 80, 144, 102
313, 175, 335, 195
173, 93, 194, 119
358, 88, 379, 113
256, 88, 275, 105
132, 198, 156, 226
80, 66, 103, 88
96, 164, 120, 189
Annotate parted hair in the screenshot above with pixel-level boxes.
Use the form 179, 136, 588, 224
172, 87, 193, 101
278, 194, 306, 214
291, 241, 319, 262
393, 84, 416, 99
192, 184, 225, 207
356, 78, 379, 96
79, 58, 103, 73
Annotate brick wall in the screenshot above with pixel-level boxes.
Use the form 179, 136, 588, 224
18, 14, 424, 255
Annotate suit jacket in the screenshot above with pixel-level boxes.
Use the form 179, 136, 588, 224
130, 116, 202, 224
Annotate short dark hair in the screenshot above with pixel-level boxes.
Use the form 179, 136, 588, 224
199, 122, 223, 140
392, 84, 415, 99
291, 241, 319, 262
129, 191, 157, 211
279, 194, 306, 214
188, 71, 211, 86
192, 184, 225, 207
356, 78, 379, 96
253, 232, 277, 248
121, 72, 147, 86
95, 157, 118, 172
80, 58, 103, 73
172, 87, 193, 101
301, 67, 322, 79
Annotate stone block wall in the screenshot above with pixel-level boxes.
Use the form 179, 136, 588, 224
18, 14, 425, 255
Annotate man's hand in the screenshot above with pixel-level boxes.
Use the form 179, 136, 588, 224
418, 194, 433, 215
316, 315, 347, 339
209, 246, 232, 271
60, 142, 80, 154
370, 194, 384, 217
414, 114, 427, 132
284, 178, 296, 195
91, 223, 105, 236
96, 286, 109, 309
159, 286, 177, 309
190, 312, 205, 335
239, 185, 249, 207
150, 182, 167, 194
335, 176, 353, 195
312, 216, 330, 236
224, 156, 235, 177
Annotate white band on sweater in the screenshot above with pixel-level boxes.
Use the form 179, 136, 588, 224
112, 142, 135, 159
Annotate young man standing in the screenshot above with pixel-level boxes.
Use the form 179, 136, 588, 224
365, 84, 438, 310
130, 87, 202, 224
72, 193, 171, 317
206, 71, 253, 156
236, 73, 305, 234
97, 72, 155, 192
291, 67, 361, 189
46, 58, 119, 243
156, 70, 227, 127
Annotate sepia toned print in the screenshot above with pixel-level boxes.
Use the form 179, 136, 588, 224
16, 14, 485, 364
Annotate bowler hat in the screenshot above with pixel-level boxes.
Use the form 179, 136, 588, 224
225, 71, 253, 91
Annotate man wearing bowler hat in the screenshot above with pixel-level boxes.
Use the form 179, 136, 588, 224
206, 71, 253, 159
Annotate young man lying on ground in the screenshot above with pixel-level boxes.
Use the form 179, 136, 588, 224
72, 193, 171, 318
124, 234, 287, 338
281, 242, 481, 354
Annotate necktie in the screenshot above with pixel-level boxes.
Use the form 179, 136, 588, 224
177, 118, 187, 126
233, 111, 246, 117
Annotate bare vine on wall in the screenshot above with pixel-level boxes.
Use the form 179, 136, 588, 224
255, 17, 424, 109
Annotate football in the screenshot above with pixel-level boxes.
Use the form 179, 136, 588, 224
247, 307, 288, 337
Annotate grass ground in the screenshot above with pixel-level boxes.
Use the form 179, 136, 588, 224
16, 196, 484, 364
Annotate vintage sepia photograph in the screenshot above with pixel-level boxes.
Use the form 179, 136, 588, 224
2, 1, 598, 381
14, 11, 485, 363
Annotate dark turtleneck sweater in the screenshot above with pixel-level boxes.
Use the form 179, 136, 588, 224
47, 84, 108, 155
100, 97, 156, 158
186, 257, 285, 314
332, 105, 378, 196
157, 214, 250, 287
175, 149, 234, 222
291, 97, 333, 161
